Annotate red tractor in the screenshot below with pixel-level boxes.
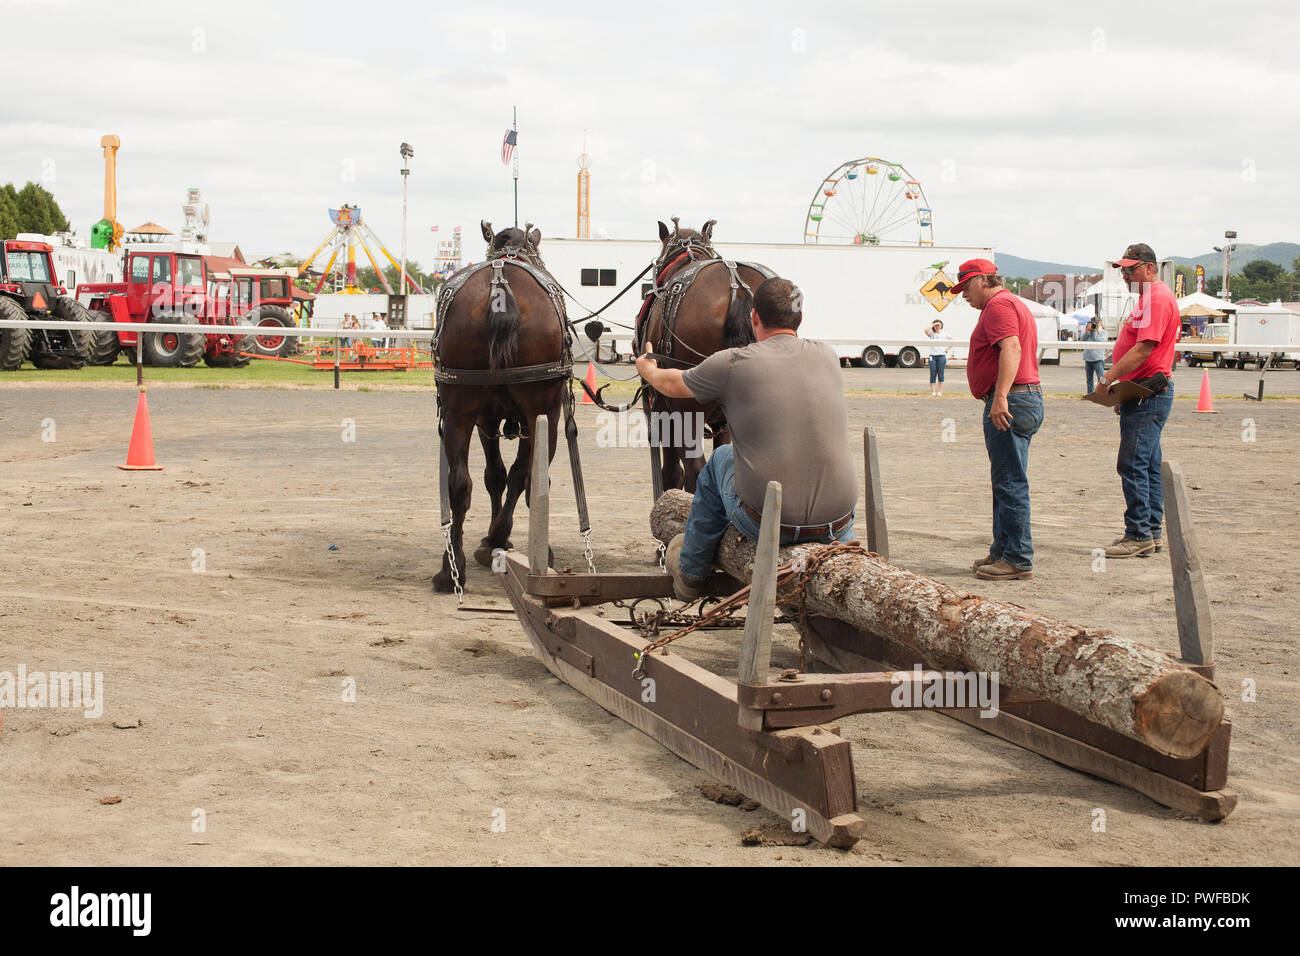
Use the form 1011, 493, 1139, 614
0, 238, 97, 371
214, 267, 298, 359
78, 249, 252, 367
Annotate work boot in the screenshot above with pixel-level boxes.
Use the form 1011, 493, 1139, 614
1105, 536, 1155, 558
664, 533, 703, 601
975, 559, 1033, 580
971, 554, 996, 572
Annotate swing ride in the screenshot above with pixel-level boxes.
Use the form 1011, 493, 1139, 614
297, 204, 425, 294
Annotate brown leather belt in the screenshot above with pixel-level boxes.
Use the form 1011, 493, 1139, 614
980, 382, 1041, 401
741, 500, 854, 541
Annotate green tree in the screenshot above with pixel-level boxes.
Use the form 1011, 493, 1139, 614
12, 181, 70, 234
0, 186, 18, 240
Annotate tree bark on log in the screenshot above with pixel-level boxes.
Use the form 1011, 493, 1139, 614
651, 490, 1223, 759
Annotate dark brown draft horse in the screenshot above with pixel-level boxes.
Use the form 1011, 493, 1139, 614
432, 221, 571, 594
638, 217, 775, 494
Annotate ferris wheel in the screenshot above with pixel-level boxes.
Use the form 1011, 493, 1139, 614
803, 157, 934, 246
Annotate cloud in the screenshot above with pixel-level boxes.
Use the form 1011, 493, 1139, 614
2, 0, 1297, 270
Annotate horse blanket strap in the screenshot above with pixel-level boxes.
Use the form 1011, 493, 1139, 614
434, 360, 573, 386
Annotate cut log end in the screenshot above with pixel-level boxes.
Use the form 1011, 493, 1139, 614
1135, 670, 1225, 759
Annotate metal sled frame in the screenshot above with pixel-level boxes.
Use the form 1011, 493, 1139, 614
498, 419, 1234, 850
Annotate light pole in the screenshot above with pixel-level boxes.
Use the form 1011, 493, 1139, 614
399, 142, 414, 299
1213, 230, 1237, 301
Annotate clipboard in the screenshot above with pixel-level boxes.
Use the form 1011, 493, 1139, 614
1082, 372, 1167, 407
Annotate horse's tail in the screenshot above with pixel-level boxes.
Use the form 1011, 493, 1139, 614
487, 270, 521, 371
723, 280, 755, 349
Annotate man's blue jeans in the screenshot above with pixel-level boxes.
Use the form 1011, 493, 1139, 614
676, 444, 856, 582
981, 391, 1044, 570
1085, 360, 1105, 393
1117, 385, 1174, 541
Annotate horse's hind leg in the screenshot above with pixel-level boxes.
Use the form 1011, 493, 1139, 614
475, 418, 508, 566
434, 409, 478, 594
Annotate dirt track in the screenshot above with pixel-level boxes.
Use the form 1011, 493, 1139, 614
0, 365, 1296, 865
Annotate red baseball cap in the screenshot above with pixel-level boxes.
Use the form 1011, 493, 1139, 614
950, 258, 997, 295
1111, 242, 1157, 269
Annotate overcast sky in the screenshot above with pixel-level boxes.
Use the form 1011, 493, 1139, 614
4, 0, 1298, 268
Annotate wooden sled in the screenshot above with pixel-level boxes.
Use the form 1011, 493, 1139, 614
497, 419, 1234, 850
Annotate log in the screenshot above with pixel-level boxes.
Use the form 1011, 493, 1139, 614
650, 490, 1224, 759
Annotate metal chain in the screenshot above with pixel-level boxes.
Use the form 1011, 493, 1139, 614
440, 521, 463, 604
580, 528, 597, 574
655, 537, 667, 570
630, 540, 867, 679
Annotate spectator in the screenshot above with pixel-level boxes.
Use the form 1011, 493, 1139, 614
952, 259, 1043, 581
924, 319, 952, 396
1094, 243, 1179, 558
1081, 318, 1106, 393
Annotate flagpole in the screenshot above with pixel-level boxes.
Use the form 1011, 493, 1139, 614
512, 105, 519, 228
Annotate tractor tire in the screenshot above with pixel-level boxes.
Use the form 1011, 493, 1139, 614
83, 305, 122, 365
244, 305, 296, 358
204, 335, 253, 368
143, 313, 205, 368
52, 297, 96, 365
0, 298, 32, 371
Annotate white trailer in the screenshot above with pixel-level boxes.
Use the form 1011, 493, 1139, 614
539, 237, 996, 368
17, 232, 122, 292
1233, 305, 1300, 367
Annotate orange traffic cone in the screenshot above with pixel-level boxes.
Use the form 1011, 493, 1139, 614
118, 388, 165, 470
581, 360, 598, 405
1193, 369, 1218, 414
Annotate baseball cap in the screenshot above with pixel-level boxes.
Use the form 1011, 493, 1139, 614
1112, 243, 1157, 269
950, 258, 997, 295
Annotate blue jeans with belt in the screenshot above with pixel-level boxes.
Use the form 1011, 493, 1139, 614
929, 355, 947, 384
1117, 384, 1174, 540
981, 390, 1044, 570
676, 444, 856, 582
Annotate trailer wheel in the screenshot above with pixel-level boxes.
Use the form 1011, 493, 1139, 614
244, 305, 296, 358
143, 313, 205, 368
0, 298, 32, 371
862, 346, 884, 369
897, 346, 921, 369
1214, 353, 1226, 368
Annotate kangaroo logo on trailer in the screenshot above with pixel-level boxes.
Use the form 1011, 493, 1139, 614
919, 260, 957, 312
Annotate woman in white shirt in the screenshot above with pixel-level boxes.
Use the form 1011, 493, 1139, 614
924, 319, 952, 396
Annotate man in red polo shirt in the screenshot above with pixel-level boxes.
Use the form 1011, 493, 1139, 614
953, 259, 1043, 580
1094, 243, 1179, 558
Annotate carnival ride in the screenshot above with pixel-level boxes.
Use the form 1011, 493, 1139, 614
297, 205, 424, 295
803, 157, 934, 246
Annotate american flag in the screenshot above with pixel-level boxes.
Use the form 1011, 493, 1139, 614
501, 128, 517, 165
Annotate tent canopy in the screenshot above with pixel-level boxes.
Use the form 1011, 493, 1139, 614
1177, 291, 1236, 314
1180, 302, 1226, 318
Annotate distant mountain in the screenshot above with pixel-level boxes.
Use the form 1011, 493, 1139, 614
995, 253, 1096, 279
1168, 242, 1300, 276
995, 242, 1300, 280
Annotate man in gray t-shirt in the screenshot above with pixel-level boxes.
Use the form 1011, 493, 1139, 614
636, 277, 858, 599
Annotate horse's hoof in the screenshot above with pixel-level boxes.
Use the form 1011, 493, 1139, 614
432, 572, 455, 593
473, 544, 494, 567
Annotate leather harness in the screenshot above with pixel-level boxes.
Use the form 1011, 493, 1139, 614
433, 254, 573, 387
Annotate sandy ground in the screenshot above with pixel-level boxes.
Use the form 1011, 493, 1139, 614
0, 361, 1296, 866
